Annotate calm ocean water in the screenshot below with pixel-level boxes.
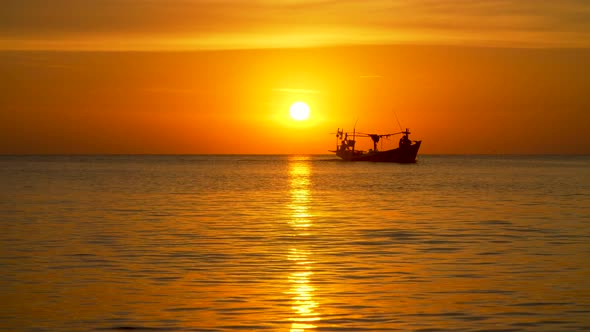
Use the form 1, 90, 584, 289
1, 155, 589, 331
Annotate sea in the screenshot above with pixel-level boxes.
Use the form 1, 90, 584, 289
1, 155, 589, 331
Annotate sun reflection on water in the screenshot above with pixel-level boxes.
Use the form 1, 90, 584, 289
287, 156, 320, 331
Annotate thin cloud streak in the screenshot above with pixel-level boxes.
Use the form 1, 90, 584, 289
273, 88, 321, 95
1, 0, 589, 50
144, 87, 205, 95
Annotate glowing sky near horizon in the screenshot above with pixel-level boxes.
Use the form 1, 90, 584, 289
1, 1, 589, 154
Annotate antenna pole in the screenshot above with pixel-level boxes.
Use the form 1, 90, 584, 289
393, 110, 403, 133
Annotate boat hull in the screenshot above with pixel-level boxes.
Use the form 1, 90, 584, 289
336, 141, 421, 163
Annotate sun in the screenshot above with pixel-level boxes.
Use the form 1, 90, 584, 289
289, 101, 310, 121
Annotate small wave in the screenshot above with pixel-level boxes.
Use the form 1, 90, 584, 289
100, 327, 174, 331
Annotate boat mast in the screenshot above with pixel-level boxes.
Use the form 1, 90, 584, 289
352, 127, 355, 153
352, 119, 358, 153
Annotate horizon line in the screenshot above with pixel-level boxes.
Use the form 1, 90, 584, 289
1, 153, 588, 156
2, 41, 590, 53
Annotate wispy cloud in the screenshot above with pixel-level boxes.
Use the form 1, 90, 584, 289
143, 87, 205, 95
1, 0, 589, 50
273, 88, 321, 94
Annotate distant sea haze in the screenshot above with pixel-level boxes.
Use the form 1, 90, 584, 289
1, 155, 589, 331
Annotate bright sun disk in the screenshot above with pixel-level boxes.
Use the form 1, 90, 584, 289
290, 101, 310, 121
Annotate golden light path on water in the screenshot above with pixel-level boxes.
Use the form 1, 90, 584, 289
287, 156, 320, 332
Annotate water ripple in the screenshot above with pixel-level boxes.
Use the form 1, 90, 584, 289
1, 155, 589, 331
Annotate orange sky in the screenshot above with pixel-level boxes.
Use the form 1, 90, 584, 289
1, 1, 589, 154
